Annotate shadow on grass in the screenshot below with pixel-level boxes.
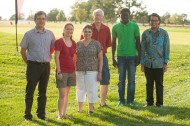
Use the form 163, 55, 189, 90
90, 104, 190, 126
143, 105, 190, 120
31, 118, 69, 126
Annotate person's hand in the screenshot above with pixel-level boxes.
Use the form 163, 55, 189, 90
136, 56, 140, 66
141, 64, 145, 72
97, 72, 102, 81
57, 73, 62, 80
112, 58, 118, 68
163, 64, 167, 72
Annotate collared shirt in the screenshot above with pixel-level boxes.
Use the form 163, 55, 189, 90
20, 28, 55, 62
140, 27, 170, 68
112, 21, 140, 56
80, 23, 111, 54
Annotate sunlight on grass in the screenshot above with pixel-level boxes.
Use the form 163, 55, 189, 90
0, 22, 190, 126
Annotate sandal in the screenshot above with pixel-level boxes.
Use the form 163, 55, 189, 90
100, 103, 110, 108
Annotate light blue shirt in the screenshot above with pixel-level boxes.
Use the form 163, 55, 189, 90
140, 27, 170, 68
20, 28, 55, 62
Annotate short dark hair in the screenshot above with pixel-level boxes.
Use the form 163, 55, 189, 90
148, 13, 161, 23
82, 24, 93, 31
34, 11, 46, 21
120, 8, 130, 15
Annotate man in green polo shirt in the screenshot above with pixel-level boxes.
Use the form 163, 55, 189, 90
112, 8, 140, 107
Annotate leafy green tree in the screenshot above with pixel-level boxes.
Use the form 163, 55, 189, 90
134, 6, 148, 25
9, 13, 25, 20
161, 12, 171, 25
169, 13, 181, 25
47, 8, 59, 22
76, 8, 87, 24
56, 10, 66, 22
71, 2, 88, 23
181, 13, 187, 26
26, 14, 34, 21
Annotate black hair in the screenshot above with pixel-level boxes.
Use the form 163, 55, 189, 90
120, 8, 130, 15
148, 13, 161, 23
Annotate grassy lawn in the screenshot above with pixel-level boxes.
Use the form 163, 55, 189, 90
0, 22, 190, 126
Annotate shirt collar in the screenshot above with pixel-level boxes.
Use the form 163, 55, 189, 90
149, 27, 160, 33
34, 27, 46, 33
120, 20, 130, 26
92, 22, 106, 30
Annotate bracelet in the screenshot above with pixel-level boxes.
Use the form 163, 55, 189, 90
98, 71, 102, 73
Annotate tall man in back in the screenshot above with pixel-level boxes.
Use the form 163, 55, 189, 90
112, 8, 140, 107
20, 11, 55, 121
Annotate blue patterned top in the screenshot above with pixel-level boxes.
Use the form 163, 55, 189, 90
140, 27, 170, 68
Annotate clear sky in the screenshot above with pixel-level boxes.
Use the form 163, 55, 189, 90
0, 0, 190, 20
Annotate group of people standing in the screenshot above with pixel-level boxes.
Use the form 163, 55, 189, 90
20, 8, 170, 121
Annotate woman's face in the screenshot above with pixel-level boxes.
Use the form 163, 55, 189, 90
83, 28, 92, 39
63, 24, 74, 37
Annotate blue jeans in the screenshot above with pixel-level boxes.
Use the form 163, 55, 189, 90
117, 56, 136, 103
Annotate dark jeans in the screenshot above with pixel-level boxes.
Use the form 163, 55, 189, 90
24, 62, 50, 119
117, 56, 136, 103
100, 55, 110, 85
144, 67, 164, 106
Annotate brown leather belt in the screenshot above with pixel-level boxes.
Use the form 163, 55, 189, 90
27, 60, 49, 64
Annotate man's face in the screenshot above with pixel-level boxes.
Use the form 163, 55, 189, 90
149, 16, 160, 29
93, 12, 104, 23
120, 11, 129, 23
35, 15, 46, 28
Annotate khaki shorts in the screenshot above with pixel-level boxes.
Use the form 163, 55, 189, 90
56, 72, 76, 88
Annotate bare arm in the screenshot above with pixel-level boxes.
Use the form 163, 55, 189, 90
55, 50, 62, 80
112, 38, 118, 67
135, 36, 140, 66
20, 48, 27, 64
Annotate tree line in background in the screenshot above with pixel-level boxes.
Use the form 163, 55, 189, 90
1, 0, 190, 25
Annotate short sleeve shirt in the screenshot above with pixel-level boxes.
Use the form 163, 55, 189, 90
20, 28, 55, 62
112, 21, 140, 56
55, 38, 76, 72
76, 39, 102, 71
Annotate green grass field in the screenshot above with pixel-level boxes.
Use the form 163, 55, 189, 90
0, 21, 190, 126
